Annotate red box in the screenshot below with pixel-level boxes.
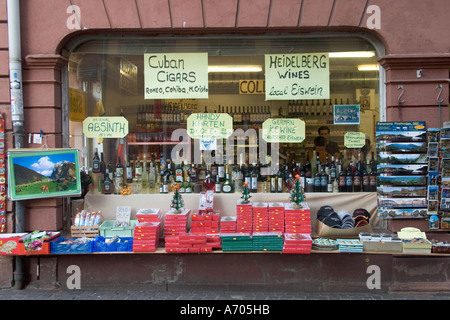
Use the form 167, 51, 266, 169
136, 208, 161, 223
18, 232, 60, 255
0, 233, 28, 255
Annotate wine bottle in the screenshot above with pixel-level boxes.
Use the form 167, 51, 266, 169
103, 169, 112, 194
126, 155, 133, 183
338, 166, 346, 192
346, 162, 354, 192
185, 177, 192, 193
92, 148, 100, 173
221, 172, 234, 193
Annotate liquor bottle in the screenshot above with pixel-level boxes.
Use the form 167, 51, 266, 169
175, 162, 184, 183
324, 155, 330, 176
134, 156, 143, 178
346, 162, 354, 192
221, 172, 235, 193
107, 157, 114, 180
353, 161, 362, 192
185, 177, 192, 193
161, 175, 169, 194
244, 164, 252, 187
116, 156, 124, 176
113, 165, 123, 194
149, 157, 156, 190
215, 176, 221, 193
338, 165, 346, 192
314, 164, 321, 193
369, 161, 378, 192
329, 156, 336, 181
320, 166, 328, 192
270, 166, 277, 193
285, 173, 295, 191
100, 152, 106, 175
141, 155, 149, 189
203, 165, 215, 191
362, 160, 371, 192
179, 179, 185, 193
277, 164, 284, 193
251, 163, 258, 193
332, 176, 339, 193
231, 165, 243, 192
126, 156, 133, 183
92, 148, 100, 173
188, 163, 198, 183
103, 169, 112, 194
217, 161, 225, 182
211, 161, 218, 181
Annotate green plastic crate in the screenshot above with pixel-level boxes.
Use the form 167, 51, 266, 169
99, 220, 138, 238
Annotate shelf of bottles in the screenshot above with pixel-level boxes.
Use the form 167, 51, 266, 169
97, 97, 371, 196
90, 146, 378, 196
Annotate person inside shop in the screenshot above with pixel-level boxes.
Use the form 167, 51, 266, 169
318, 126, 340, 158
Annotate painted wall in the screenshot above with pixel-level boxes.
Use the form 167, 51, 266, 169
0, 0, 448, 233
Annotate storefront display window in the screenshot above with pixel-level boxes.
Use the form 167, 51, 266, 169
67, 35, 380, 195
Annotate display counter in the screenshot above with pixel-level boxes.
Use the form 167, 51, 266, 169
83, 191, 380, 231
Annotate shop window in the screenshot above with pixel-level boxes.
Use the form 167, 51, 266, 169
67, 35, 380, 195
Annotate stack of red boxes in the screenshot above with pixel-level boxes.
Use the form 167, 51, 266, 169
164, 209, 190, 237
220, 216, 237, 233
133, 208, 162, 252
236, 200, 253, 233
165, 232, 221, 253
133, 222, 161, 252
190, 210, 220, 234
252, 203, 269, 233
282, 233, 312, 254
268, 203, 285, 233
284, 202, 311, 234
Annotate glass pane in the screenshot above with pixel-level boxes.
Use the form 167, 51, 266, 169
68, 34, 380, 195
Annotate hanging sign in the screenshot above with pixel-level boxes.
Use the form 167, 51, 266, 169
69, 88, 86, 122
186, 113, 233, 139
262, 118, 305, 143
264, 53, 329, 101
82, 116, 129, 138
334, 104, 360, 124
144, 53, 209, 99
344, 132, 366, 148
239, 80, 265, 94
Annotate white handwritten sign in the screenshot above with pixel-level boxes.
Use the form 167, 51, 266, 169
265, 53, 329, 101
82, 117, 129, 138
262, 118, 305, 143
115, 206, 131, 227
187, 113, 233, 139
344, 132, 366, 148
144, 53, 209, 99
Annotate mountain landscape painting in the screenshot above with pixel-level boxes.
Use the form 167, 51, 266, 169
8, 149, 81, 200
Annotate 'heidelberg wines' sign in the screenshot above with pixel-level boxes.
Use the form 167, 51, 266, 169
264, 53, 329, 101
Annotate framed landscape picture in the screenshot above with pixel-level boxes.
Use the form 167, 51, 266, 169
8, 149, 81, 201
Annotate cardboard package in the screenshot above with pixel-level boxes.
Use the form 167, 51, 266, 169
315, 219, 373, 239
